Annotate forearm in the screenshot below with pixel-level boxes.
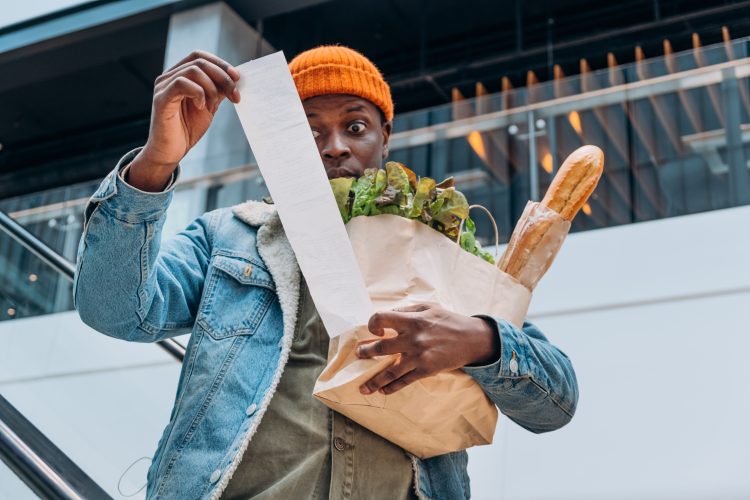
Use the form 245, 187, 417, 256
462, 318, 579, 433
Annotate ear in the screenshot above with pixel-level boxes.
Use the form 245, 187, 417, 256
381, 121, 392, 159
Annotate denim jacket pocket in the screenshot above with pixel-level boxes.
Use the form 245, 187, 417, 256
197, 252, 276, 340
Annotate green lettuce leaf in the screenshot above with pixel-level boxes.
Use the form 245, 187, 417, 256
408, 177, 436, 220
459, 216, 496, 264
330, 177, 354, 222
351, 169, 382, 217
429, 187, 469, 240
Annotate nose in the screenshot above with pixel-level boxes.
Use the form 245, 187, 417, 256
320, 131, 351, 163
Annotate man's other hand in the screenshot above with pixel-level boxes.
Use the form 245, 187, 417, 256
356, 304, 500, 395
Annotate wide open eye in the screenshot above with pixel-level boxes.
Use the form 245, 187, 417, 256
347, 121, 367, 134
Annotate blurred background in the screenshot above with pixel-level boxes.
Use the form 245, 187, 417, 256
0, 1, 748, 498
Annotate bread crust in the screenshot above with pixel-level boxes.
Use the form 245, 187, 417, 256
498, 146, 603, 287
541, 145, 604, 220
498, 211, 555, 279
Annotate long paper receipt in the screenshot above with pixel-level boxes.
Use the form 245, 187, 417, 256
232, 51, 373, 338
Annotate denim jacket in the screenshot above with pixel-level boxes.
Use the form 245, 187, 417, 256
73, 148, 579, 499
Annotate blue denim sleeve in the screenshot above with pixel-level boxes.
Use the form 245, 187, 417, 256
73, 147, 213, 342
461, 318, 579, 433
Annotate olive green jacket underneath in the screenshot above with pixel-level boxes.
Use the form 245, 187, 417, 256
221, 280, 418, 499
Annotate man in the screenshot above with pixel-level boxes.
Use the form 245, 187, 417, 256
74, 45, 578, 499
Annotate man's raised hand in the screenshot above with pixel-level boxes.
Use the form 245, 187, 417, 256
127, 50, 241, 191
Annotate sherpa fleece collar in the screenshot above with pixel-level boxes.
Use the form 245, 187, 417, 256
208, 200, 302, 499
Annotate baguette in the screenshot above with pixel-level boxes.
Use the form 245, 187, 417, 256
498, 145, 604, 285
541, 145, 604, 221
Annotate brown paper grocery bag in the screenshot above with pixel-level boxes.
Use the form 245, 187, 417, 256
313, 214, 534, 458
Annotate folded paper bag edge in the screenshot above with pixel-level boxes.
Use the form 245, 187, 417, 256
345, 215, 532, 328
312, 395, 494, 459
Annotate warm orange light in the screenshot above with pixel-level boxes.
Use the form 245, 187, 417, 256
568, 111, 582, 134
467, 131, 488, 163
541, 152, 553, 173
582, 203, 592, 216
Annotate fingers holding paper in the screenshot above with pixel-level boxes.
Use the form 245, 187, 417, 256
158, 52, 241, 112
138, 50, 242, 174
356, 304, 500, 395
128, 51, 241, 191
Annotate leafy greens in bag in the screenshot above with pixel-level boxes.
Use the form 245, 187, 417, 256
330, 161, 495, 264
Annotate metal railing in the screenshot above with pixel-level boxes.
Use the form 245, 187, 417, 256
389, 56, 750, 148
0, 394, 112, 500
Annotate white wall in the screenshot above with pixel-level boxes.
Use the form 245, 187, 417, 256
1, 206, 747, 499
468, 205, 750, 500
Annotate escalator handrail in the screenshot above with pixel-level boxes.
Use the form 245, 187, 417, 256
0, 210, 185, 362
0, 394, 113, 500
0, 210, 76, 281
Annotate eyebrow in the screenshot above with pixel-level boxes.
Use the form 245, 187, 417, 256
344, 105, 366, 114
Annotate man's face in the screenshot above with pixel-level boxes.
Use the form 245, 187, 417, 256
303, 94, 392, 179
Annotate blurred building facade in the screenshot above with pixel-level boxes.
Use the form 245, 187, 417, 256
1, 1, 748, 499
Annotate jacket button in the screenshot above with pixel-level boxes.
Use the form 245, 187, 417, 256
209, 469, 222, 484
334, 437, 345, 451
246, 403, 257, 416
243, 265, 253, 277
509, 355, 519, 375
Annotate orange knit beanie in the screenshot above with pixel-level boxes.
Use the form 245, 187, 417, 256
289, 45, 394, 122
